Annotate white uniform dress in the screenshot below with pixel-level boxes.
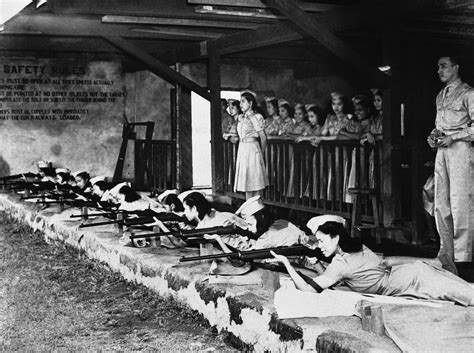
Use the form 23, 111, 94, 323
234, 111, 269, 192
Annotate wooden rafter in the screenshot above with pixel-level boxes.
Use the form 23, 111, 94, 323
5, 13, 226, 41
164, 8, 362, 63
104, 36, 211, 101
101, 15, 260, 29
264, 0, 387, 86
187, 0, 342, 12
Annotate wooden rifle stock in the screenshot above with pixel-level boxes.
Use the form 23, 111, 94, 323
78, 213, 183, 228
129, 225, 250, 247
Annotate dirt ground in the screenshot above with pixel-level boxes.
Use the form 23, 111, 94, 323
0, 213, 237, 351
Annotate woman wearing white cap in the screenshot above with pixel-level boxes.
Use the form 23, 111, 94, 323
182, 192, 252, 251
204, 197, 328, 268
234, 91, 269, 200
269, 221, 474, 305
116, 185, 166, 212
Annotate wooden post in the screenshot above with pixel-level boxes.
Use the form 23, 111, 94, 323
150, 226, 161, 248
208, 43, 224, 194
81, 206, 89, 221
116, 213, 123, 236
173, 66, 194, 191
381, 26, 401, 228
59, 196, 65, 212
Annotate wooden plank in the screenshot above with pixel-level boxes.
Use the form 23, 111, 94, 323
208, 43, 225, 194
194, 5, 283, 19
104, 35, 211, 101
102, 15, 260, 29
168, 8, 361, 63
265, 0, 387, 87
188, 0, 342, 12
5, 14, 222, 41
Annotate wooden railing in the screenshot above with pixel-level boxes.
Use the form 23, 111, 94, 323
135, 139, 176, 190
222, 138, 383, 222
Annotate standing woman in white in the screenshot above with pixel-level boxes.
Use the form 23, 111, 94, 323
234, 91, 269, 200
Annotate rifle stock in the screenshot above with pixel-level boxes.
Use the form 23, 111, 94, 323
129, 225, 249, 247
78, 213, 181, 229
179, 245, 318, 262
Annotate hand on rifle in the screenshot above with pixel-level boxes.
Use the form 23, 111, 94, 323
203, 234, 220, 241
267, 250, 290, 266
149, 217, 168, 231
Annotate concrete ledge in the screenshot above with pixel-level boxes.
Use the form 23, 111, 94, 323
0, 193, 399, 352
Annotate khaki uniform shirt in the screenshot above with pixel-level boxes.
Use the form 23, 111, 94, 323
435, 78, 474, 142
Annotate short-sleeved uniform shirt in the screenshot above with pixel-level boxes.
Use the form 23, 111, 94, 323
322, 246, 389, 294
436, 78, 474, 131
322, 114, 350, 136
237, 112, 265, 139
197, 210, 252, 250
264, 116, 284, 136
370, 112, 383, 136
287, 120, 312, 136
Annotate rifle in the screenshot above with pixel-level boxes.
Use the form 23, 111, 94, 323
78, 212, 186, 228
21, 191, 77, 200
10, 181, 57, 191
129, 225, 251, 247
0, 172, 40, 181
36, 199, 101, 209
179, 244, 319, 263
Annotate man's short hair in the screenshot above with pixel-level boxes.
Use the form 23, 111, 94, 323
440, 55, 460, 67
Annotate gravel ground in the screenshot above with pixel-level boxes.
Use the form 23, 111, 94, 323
0, 213, 237, 352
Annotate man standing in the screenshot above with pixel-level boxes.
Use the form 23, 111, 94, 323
427, 56, 473, 273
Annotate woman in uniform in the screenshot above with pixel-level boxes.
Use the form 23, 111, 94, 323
182, 191, 252, 250
234, 91, 269, 200
264, 97, 282, 138
269, 221, 474, 306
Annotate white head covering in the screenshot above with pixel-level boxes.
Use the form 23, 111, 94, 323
306, 215, 346, 234
177, 190, 204, 203
264, 96, 277, 102
37, 160, 51, 169
90, 175, 107, 185
72, 170, 86, 177
235, 195, 265, 217
240, 89, 257, 98
56, 168, 71, 174
157, 189, 178, 203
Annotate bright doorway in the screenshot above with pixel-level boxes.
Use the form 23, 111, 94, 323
191, 90, 240, 188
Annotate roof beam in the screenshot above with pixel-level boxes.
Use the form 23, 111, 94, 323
264, 0, 387, 86
187, 0, 342, 12
103, 35, 211, 101
4, 13, 227, 40
167, 8, 362, 63
101, 15, 260, 29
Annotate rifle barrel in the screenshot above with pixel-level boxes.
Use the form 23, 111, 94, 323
128, 225, 240, 242
79, 219, 121, 228
70, 212, 115, 218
